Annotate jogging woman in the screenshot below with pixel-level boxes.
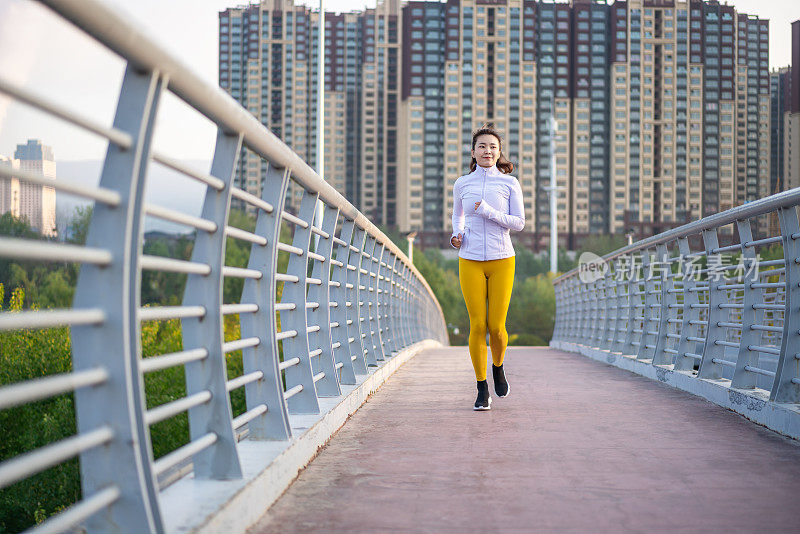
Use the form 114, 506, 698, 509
451, 125, 525, 410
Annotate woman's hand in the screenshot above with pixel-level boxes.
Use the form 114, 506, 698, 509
474, 201, 481, 211
451, 233, 463, 249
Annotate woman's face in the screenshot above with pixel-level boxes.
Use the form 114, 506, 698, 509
472, 134, 501, 168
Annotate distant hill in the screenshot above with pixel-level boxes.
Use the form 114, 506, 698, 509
56, 158, 210, 235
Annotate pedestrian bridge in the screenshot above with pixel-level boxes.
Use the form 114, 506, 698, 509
1, 1, 800, 533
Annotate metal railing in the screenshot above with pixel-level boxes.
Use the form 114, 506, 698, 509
0, 0, 447, 532
552, 189, 800, 407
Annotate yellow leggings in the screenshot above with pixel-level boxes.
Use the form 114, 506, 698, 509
458, 256, 515, 381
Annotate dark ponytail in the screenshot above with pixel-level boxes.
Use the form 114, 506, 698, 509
469, 123, 514, 174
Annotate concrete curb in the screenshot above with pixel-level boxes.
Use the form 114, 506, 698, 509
161, 339, 442, 533
550, 340, 800, 441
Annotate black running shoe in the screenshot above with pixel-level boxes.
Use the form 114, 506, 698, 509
474, 380, 491, 411
492, 364, 509, 398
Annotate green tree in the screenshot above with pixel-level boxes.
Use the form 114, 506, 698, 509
507, 273, 556, 345
36, 270, 74, 309
66, 206, 92, 245
0, 212, 39, 239
414, 249, 467, 345
0, 213, 43, 307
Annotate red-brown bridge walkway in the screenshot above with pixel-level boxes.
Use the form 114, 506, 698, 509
251, 347, 800, 533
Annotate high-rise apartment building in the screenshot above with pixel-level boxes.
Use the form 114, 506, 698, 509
771, 67, 790, 193
396, 0, 770, 247
786, 20, 800, 191
611, 0, 770, 239
774, 21, 800, 194
0, 139, 56, 236
219, 0, 401, 224
221, 0, 772, 248
398, 0, 539, 248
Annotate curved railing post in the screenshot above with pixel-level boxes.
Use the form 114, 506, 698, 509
566, 277, 577, 343
371, 240, 386, 359
395, 263, 407, 348
307, 203, 341, 397
773, 207, 800, 402
71, 66, 164, 532
406, 273, 417, 344
181, 128, 244, 479
584, 277, 596, 346
567, 278, 577, 343
598, 264, 614, 351
403, 271, 414, 345
652, 243, 675, 366
402, 264, 414, 347
674, 237, 702, 372
621, 253, 641, 356
240, 164, 292, 440
553, 279, 563, 342
280, 190, 321, 414
585, 277, 596, 345
637, 249, 659, 361
348, 226, 369, 369
573, 278, 584, 344
611, 257, 628, 353
364, 237, 384, 362
357, 234, 379, 366
386, 254, 401, 355
732, 219, 763, 389
698, 228, 730, 380
391, 261, 405, 349
561, 277, 572, 342
413, 278, 424, 342
378, 253, 392, 357
573, 277, 584, 344
592, 272, 605, 347
330, 219, 360, 382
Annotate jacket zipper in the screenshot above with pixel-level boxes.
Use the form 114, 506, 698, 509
482, 166, 487, 261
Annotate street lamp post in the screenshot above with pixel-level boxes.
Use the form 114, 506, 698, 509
544, 100, 561, 274
406, 231, 417, 264
314, 0, 325, 246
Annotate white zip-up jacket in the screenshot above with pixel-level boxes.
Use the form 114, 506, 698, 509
451, 164, 525, 261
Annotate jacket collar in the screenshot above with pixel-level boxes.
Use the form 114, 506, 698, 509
472, 164, 499, 176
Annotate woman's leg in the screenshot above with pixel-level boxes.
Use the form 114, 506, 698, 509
459, 257, 489, 381
486, 256, 515, 367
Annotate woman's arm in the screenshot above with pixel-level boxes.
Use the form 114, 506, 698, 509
451, 180, 465, 248
475, 180, 525, 232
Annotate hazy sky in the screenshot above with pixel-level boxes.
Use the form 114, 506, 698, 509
0, 0, 798, 162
